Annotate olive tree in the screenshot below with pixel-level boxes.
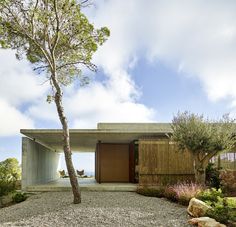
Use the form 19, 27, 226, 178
0, 0, 109, 203
171, 111, 236, 184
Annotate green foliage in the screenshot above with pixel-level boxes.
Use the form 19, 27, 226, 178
206, 198, 236, 224
137, 182, 204, 206
0, 0, 110, 86
172, 112, 236, 155
12, 192, 27, 203
196, 188, 224, 206
0, 0, 109, 203
136, 186, 165, 198
205, 163, 221, 189
197, 188, 236, 223
171, 112, 236, 183
0, 181, 14, 197
0, 158, 21, 197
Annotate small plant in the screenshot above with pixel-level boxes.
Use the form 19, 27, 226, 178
197, 188, 236, 224
0, 181, 15, 197
12, 192, 27, 203
205, 163, 221, 189
164, 186, 178, 202
170, 182, 204, 205
136, 186, 165, 198
196, 188, 224, 205
220, 170, 236, 196
206, 198, 236, 224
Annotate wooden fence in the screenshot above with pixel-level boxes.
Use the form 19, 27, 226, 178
138, 139, 195, 185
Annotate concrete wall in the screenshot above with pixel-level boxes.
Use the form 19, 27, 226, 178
21, 137, 60, 190
97, 123, 172, 132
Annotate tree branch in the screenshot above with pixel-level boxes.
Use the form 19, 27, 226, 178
80, 0, 93, 8
202, 150, 219, 165
51, 0, 60, 56
57, 61, 97, 71
33, 65, 50, 71
3, 4, 53, 70
30, 0, 39, 37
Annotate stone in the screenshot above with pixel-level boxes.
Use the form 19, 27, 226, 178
187, 198, 212, 217
188, 217, 226, 227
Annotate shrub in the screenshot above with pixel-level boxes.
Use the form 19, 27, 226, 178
197, 188, 236, 223
12, 192, 27, 203
206, 198, 236, 224
205, 163, 221, 189
137, 182, 204, 206
170, 182, 204, 205
0, 181, 15, 197
196, 188, 224, 206
164, 186, 178, 202
136, 186, 165, 197
219, 170, 236, 196
0, 158, 21, 197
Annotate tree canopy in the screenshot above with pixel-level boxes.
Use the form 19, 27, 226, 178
0, 0, 109, 203
171, 111, 236, 184
0, 158, 21, 196
0, 0, 109, 86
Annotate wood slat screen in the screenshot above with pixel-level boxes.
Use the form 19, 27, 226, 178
139, 139, 195, 185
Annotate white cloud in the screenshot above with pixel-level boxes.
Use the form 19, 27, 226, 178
88, 0, 236, 104
0, 99, 34, 136
27, 82, 155, 128
27, 0, 236, 126
0, 49, 48, 106
27, 99, 59, 123
66, 83, 155, 128
3, 0, 236, 135
0, 49, 50, 136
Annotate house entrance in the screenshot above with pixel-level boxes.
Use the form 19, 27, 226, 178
95, 141, 139, 183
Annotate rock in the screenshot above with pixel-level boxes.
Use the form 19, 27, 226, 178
188, 217, 226, 227
187, 198, 211, 217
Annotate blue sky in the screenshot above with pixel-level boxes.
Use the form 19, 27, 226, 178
0, 0, 236, 172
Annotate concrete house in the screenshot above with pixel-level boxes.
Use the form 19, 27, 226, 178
21, 123, 196, 191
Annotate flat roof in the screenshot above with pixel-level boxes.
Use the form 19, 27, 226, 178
20, 123, 172, 152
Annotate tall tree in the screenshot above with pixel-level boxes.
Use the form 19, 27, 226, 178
171, 111, 236, 184
0, 0, 109, 203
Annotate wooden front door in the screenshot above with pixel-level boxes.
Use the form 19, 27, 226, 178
97, 143, 130, 183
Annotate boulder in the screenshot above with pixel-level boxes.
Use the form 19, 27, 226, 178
187, 198, 211, 217
188, 217, 226, 227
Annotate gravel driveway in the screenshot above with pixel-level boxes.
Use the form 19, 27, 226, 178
0, 192, 191, 227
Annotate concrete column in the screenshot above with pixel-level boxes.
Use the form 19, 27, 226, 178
21, 137, 60, 190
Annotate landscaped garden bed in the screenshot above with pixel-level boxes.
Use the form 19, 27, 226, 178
137, 182, 236, 226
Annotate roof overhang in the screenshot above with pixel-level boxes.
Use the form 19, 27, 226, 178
20, 128, 172, 152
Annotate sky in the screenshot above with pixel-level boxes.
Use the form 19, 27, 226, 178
1, 0, 236, 173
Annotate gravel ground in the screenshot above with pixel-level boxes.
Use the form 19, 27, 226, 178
0, 192, 191, 227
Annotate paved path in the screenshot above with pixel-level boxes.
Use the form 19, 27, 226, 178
0, 192, 191, 227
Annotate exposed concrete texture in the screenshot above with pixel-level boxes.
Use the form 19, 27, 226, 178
22, 137, 60, 190
26, 178, 137, 192
97, 123, 172, 132
20, 129, 171, 151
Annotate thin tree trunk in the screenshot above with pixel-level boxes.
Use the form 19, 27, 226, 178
195, 166, 206, 185
51, 73, 81, 204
